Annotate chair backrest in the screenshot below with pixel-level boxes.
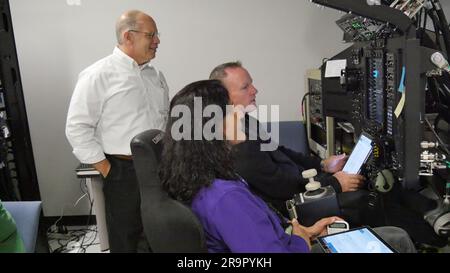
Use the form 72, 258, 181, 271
131, 129, 207, 253
2, 201, 42, 253
263, 121, 309, 154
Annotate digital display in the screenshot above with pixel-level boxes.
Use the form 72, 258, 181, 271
319, 228, 394, 253
342, 133, 373, 174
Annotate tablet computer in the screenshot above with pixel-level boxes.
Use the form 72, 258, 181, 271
316, 226, 397, 253
342, 132, 373, 174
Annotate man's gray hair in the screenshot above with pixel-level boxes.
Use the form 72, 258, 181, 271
115, 10, 143, 44
209, 61, 243, 81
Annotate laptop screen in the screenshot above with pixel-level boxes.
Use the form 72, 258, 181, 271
317, 227, 395, 253
342, 133, 373, 174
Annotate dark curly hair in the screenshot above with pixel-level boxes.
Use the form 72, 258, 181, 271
160, 80, 239, 203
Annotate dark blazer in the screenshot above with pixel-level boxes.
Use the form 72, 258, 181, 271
232, 114, 341, 215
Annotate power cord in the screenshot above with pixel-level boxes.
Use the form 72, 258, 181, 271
301, 92, 310, 121
47, 178, 97, 253
77, 190, 94, 253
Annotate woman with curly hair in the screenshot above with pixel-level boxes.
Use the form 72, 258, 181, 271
160, 79, 338, 253
160, 79, 417, 253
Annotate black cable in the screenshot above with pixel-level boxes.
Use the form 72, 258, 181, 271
47, 178, 96, 253
429, 77, 442, 105
429, 10, 443, 51
48, 214, 95, 253
424, 115, 450, 156
438, 74, 450, 98
77, 212, 92, 252
433, 77, 450, 111
418, 8, 426, 42
77, 179, 94, 253
417, 8, 422, 30
423, 7, 428, 32
379, 191, 390, 226
431, 0, 450, 56
379, 169, 390, 192
301, 92, 310, 122
81, 225, 99, 251
48, 230, 86, 253
85, 226, 99, 249
79, 178, 88, 196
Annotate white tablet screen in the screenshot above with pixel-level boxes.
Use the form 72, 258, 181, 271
342, 133, 373, 174
319, 227, 394, 253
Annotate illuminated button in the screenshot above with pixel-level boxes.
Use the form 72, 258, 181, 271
373, 70, 379, 78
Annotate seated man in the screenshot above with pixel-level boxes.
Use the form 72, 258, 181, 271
0, 200, 25, 253
160, 79, 416, 253
209, 61, 366, 217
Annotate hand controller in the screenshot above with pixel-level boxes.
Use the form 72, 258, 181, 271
327, 220, 349, 235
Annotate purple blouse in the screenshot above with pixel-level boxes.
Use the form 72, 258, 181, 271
191, 178, 310, 253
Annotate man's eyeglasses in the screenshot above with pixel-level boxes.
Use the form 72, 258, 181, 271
128, 30, 160, 39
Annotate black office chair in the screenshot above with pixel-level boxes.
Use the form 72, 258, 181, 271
130, 129, 207, 253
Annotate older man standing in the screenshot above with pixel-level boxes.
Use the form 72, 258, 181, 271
66, 10, 169, 252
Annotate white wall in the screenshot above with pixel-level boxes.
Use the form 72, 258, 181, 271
9, 0, 347, 216
442, 1, 450, 22
441, 1, 450, 13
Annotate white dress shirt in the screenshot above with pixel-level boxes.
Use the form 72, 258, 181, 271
66, 47, 169, 164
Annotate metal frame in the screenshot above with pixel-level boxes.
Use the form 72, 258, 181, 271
305, 69, 335, 159
0, 0, 40, 200
312, 0, 435, 190
312, 0, 413, 35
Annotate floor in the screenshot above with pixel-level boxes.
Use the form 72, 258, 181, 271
45, 225, 449, 253
47, 225, 108, 253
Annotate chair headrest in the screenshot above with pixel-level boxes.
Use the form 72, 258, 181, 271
130, 129, 165, 188
131, 129, 164, 161
130, 129, 208, 252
